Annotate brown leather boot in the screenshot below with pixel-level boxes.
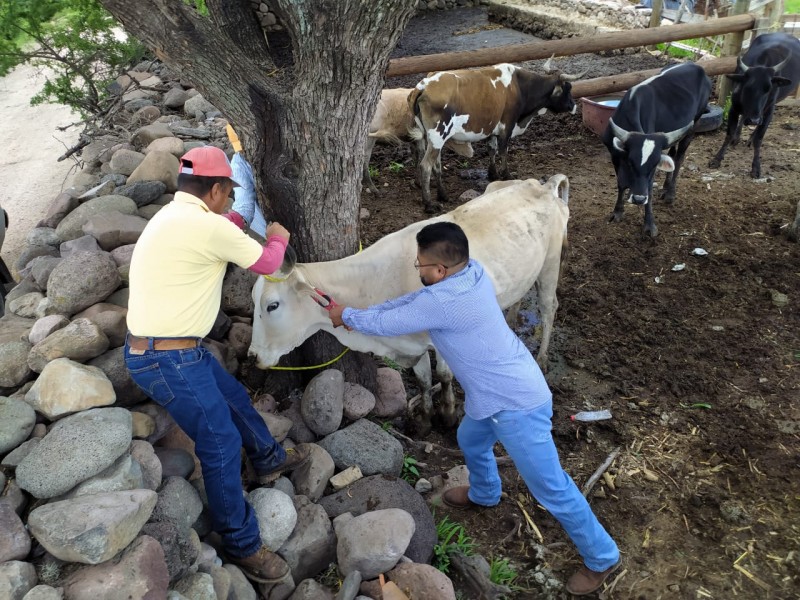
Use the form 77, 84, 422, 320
565, 560, 621, 596
226, 546, 290, 583
442, 485, 479, 508
256, 444, 312, 484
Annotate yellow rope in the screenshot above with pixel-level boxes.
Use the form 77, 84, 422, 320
266, 347, 350, 370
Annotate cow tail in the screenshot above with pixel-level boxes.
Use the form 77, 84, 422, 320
544, 174, 570, 282
407, 87, 425, 141
368, 130, 404, 146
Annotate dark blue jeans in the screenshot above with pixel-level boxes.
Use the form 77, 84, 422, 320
124, 338, 285, 558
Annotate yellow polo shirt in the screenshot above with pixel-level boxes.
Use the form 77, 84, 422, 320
127, 191, 263, 337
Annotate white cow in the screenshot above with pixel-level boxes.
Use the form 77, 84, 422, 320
250, 175, 571, 432
363, 88, 473, 194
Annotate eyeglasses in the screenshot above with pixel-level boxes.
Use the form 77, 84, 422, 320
413, 259, 465, 271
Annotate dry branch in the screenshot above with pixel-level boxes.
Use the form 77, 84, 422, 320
582, 447, 622, 497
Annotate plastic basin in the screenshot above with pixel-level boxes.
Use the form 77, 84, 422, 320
581, 93, 625, 136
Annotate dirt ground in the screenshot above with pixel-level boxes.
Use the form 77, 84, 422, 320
359, 9, 800, 600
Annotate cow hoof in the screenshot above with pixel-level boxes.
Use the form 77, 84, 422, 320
750, 168, 761, 179
608, 212, 624, 224
660, 192, 675, 205
424, 202, 441, 214
642, 225, 659, 239
708, 157, 721, 169
409, 415, 432, 438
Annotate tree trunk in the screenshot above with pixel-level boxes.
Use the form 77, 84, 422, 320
100, 0, 417, 390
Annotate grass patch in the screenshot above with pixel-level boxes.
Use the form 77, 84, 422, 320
785, 0, 800, 13
401, 455, 420, 485
433, 515, 475, 574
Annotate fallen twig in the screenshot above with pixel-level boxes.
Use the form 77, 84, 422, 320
582, 446, 621, 497
387, 426, 513, 465
57, 136, 90, 162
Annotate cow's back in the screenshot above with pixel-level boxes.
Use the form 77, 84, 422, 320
608, 64, 710, 137
745, 33, 800, 101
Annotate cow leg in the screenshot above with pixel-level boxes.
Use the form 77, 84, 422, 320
504, 300, 522, 329
709, 104, 741, 168
420, 143, 442, 214
498, 136, 512, 180
433, 350, 457, 429
362, 137, 379, 194
410, 352, 434, 437
642, 184, 658, 238
434, 152, 449, 204
748, 101, 776, 179
487, 136, 501, 181
535, 262, 560, 374
609, 186, 626, 223
661, 134, 693, 205
412, 138, 425, 188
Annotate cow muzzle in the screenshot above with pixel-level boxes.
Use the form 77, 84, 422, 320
743, 117, 761, 126
629, 194, 649, 205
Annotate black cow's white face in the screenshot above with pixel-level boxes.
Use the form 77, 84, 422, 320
612, 133, 674, 204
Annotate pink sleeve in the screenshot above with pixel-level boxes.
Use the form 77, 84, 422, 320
248, 235, 289, 275
221, 211, 246, 230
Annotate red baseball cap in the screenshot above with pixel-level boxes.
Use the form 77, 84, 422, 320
179, 146, 240, 187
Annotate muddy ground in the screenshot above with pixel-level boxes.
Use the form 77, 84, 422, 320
356, 7, 800, 600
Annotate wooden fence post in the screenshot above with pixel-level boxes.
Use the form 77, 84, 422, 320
648, 0, 664, 51
717, 0, 751, 103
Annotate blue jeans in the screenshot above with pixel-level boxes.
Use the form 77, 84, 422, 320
124, 337, 285, 558
458, 400, 619, 572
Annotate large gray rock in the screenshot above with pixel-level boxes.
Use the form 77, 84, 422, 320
16, 407, 133, 498
131, 105, 161, 127
317, 419, 403, 477
1, 439, 39, 468
0, 498, 31, 562
82, 211, 148, 251
127, 151, 179, 193
163, 87, 189, 109
130, 123, 174, 148
279, 395, 317, 444
55, 195, 138, 242
25, 358, 115, 418
374, 368, 407, 418
288, 580, 335, 600
319, 475, 435, 564
150, 476, 203, 532
0, 561, 37, 600
278, 495, 337, 583
343, 383, 376, 421
38, 192, 79, 229
109, 149, 145, 176
0, 341, 34, 392
110, 244, 136, 267
337, 509, 415, 579
140, 521, 199, 582
223, 565, 257, 600
7, 292, 44, 318
13, 245, 59, 280
301, 370, 344, 436
28, 490, 157, 564
27, 318, 109, 373
58, 453, 143, 500
0, 397, 36, 454
26, 228, 60, 248
145, 137, 185, 158
221, 266, 258, 317
62, 534, 168, 600
247, 487, 297, 551
260, 411, 293, 442
289, 443, 334, 502
183, 94, 217, 115
46, 252, 121, 316
80, 310, 127, 348
114, 181, 166, 207
82, 137, 120, 165
130, 440, 162, 491
173, 572, 215, 600
153, 447, 195, 479
21, 585, 63, 600
59, 235, 102, 258
28, 258, 63, 292
88, 347, 147, 407
28, 315, 69, 345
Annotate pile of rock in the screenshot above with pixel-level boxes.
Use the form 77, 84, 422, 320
0, 63, 472, 600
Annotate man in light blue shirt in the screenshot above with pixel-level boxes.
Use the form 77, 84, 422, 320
329, 222, 620, 596
227, 125, 267, 238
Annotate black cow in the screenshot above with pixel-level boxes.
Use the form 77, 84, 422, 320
603, 63, 711, 238
709, 33, 800, 178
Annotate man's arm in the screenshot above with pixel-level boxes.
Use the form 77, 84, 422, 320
329, 289, 446, 338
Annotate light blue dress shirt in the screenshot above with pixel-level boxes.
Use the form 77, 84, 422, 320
342, 259, 552, 420
230, 153, 267, 238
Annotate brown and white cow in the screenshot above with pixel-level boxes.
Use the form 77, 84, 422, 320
249, 175, 570, 434
363, 88, 473, 194
408, 61, 583, 213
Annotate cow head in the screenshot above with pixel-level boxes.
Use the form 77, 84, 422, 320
247, 248, 329, 368
535, 57, 588, 116
609, 118, 692, 204
729, 54, 792, 125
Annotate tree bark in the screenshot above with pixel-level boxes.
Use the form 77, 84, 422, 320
100, 0, 417, 389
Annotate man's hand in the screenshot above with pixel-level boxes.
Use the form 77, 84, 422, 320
266, 221, 290, 242
328, 304, 349, 329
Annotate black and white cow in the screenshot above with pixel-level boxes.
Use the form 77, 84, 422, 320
602, 62, 711, 238
709, 33, 800, 178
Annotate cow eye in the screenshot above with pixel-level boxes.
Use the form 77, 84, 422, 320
267, 301, 280, 313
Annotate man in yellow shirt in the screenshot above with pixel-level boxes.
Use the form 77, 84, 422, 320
125, 146, 309, 583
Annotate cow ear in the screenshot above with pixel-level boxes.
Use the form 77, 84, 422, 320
657, 154, 675, 172
772, 76, 792, 87
612, 137, 626, 152
727, 73, 745, 82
